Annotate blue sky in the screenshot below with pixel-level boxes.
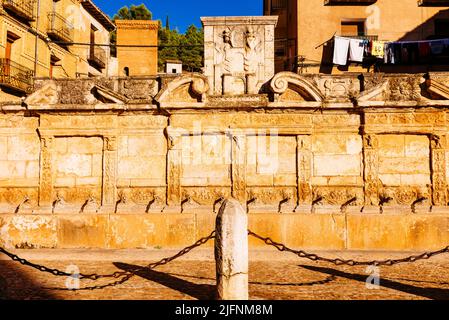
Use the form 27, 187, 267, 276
93, 0, 262, 33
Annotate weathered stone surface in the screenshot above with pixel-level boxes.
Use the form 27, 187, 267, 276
201, 16, 278, 95
215, 199, 248, 300
312, 135, 362, 155
109, 214, 195, 249
0, 215, 56, 249
7, 136, 40, 161
314, 155, 362, 177
1, 67, 449, 251
57, 216, 109, 248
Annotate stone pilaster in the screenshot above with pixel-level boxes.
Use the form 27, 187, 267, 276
363, 134, 380, 208
103, 136, 118, 207
231, 134, 247, 204
296, 135, 312, 205
166, 131, 182, 207
431, 135, 447, 206
39, 136, 54, 207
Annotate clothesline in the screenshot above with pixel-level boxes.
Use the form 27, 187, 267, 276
332, 35, 449, 66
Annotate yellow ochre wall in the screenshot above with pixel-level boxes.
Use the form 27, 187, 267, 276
0, 0, 113, 100
115, 20, 158, 76
265, 0, 449, 73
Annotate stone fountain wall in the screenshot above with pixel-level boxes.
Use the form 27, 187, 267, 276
1, 16, 449, 250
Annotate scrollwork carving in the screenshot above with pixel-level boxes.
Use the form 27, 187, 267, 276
270, 72, 324, 102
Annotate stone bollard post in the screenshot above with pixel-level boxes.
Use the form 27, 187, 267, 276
215, 198, 249, 300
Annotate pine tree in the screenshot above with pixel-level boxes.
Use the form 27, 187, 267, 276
165, 16, 170, 31
110, 4, 204, 72
113, 4, 152, 20
179, 25, 204, 72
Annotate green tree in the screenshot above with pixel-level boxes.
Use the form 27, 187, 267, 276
179, 25, 204, 72
113, 4, 153, 20
158, 27, 177, 70
110, 4, 204, 72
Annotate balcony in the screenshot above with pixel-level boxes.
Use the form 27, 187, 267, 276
339, 34, 379, 41
2, 0, 36, 21
88, 45, 106, 69
324, 0, 377, 5
418, 0, 449, 6
0, 58, 34, 92
47, 12, 74, 43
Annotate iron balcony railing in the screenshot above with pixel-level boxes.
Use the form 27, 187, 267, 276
2, 0, 36, 21
338, 34, 379, 41
0, 58, 34, 92
88, 45, 107, 69
47, 12, 74, 43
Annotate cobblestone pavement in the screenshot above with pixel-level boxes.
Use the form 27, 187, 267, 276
0, 248, 448, 300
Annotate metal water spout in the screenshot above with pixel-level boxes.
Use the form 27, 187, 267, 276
115, 192, 127, 213
181, 195, 192, 213
340, 196, 357, 214
311, 195, 323, 214
278, 196, 292, 214
411, 196, 428, 214
379, 194, 393, 214
52, 194, 65, 213
15, 196, 30, 214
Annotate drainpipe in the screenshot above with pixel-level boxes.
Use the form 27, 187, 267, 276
33, 0, 41, 76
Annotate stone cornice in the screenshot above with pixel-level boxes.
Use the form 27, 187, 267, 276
427, 79, 449, 100
115, 20, 159, 30
21, 72, 449, 112
201, 16, 278, 27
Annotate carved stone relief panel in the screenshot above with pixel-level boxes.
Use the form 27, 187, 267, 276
201, 16, 278, 95
39, 136, 54, 207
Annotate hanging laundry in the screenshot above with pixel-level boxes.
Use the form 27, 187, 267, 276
372, 41, 385, 58
384, 43, 394, 64
443, 39, 449, 55
408, 43, 419, 64
333, 36, 350, 65
401, 43, 409, 63
393, 43, 402, 64
363, 39, 372, 56
418, 42, 431, 58
349, 38, 365, 62
430, 40, 445, 55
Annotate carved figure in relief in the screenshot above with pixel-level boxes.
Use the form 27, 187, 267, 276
215, 28, 234, 74
244, 27, 261, 74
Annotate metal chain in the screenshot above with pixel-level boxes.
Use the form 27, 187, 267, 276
248, 230, 449, 267
0, 230, 216, 281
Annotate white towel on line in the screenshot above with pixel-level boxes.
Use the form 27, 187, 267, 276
333, 36, 350, 65
349, 38, 365, 62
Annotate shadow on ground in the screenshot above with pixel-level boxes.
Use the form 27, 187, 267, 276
300, 265, 449, 300
114, 262, 217, 300
0, 262, 57, 300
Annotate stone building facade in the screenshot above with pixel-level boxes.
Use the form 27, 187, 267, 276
0, 70, 448, 250
115, 19, 159, 77
263, 0, 449, 73
0, 0, 114, 101
0, 16, 449, 251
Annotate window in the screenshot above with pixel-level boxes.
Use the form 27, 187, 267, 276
123, 67, 129, 77
341, 20, 366, 36
435, 19, 449, 38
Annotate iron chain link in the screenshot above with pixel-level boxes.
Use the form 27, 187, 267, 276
2, 228, 449, 289
0, 230, 216, 281
248, 230, 449, 267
